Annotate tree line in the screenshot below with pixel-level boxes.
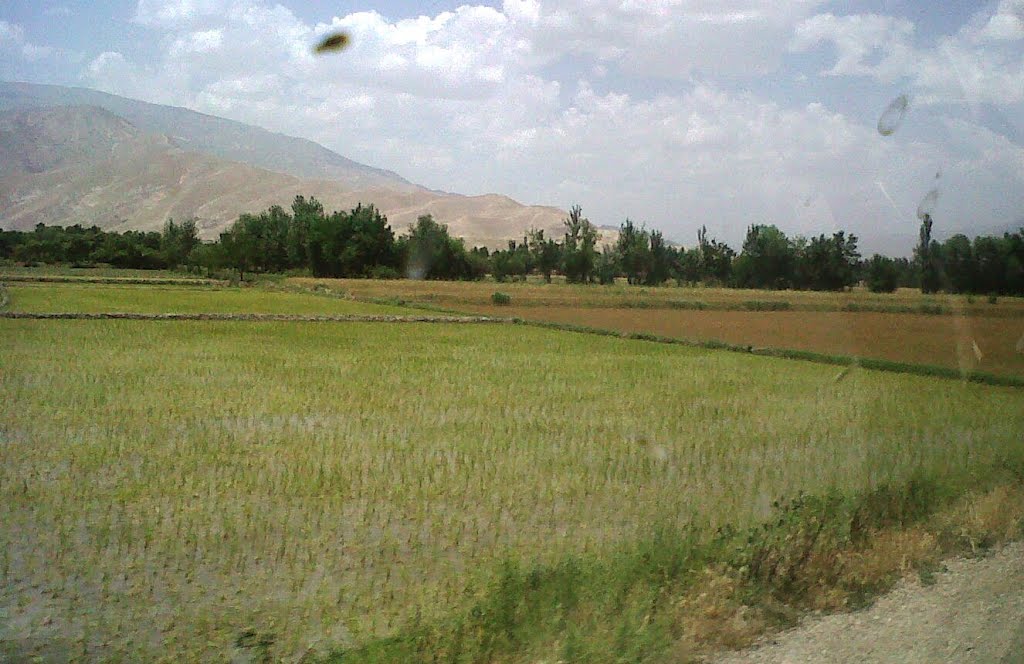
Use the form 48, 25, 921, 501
2, 196, 1022, 295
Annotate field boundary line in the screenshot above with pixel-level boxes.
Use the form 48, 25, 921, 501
0, 311, 508, 323
0, 274, 226, 286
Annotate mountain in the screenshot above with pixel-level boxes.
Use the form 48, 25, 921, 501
0, 81, 412, 190
0, 105, 146, 178
0, 99, 609, 248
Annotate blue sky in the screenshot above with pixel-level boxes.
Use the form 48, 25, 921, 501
2, 0, 1022, 251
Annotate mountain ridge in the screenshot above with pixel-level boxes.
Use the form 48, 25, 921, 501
0, 80, 414, 190
0, 95, 619, 248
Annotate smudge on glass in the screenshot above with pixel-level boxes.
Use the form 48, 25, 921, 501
315, 32, 351, 54
916, 188, 940, 220
877, 94, 910, 136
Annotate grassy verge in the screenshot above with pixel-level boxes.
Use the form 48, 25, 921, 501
327, 459, 1024, 664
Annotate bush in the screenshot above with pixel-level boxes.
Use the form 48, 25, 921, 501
370, 265, 401, 280
988, 294, 998, 305
865, 255, 900, 293
917, 303, 947, 315
491, 291, 511, 306
743, 300, 791, 311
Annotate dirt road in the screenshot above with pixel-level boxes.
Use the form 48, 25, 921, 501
712, 541, 1024, 664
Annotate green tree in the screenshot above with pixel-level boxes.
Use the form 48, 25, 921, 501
696, 226, 735, 284
671, 246, 701, 285
596, 245, 620, 285
916, 214, 942, 294
794, 231, 860, 291
160, 217, 200, 269
402, 214, 478, 280
865, 254, 900, 293
645, 230, 672, 286
289, 195, 324, 270
218, 219, 258, 280
527, 229, 562, 283
562, 205, 598, 284
733, 224, 794, 289
616, 219, 650, 285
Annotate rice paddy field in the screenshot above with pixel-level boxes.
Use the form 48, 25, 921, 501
2, 283, 407, 316
289, 278, 1024, 379
2, 281, 1024, 661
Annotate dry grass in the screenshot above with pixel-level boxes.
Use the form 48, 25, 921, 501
664, 484, 1024, 661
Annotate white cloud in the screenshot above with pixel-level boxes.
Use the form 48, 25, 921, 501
169, 29, 224, 56
503, 0, 826, 77
792, 5, 1024, 105
134, 0, 230, 27
76, 1, 1024, 251
0, 19, 25, 43
42, 5, 73, 18
0, 18, 70, 62
790, 13, 914, 79
977, 0, 1024, 42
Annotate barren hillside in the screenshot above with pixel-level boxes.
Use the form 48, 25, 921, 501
0, 103, 617, 248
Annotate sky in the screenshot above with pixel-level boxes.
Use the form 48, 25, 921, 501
1, 0, 1023, 252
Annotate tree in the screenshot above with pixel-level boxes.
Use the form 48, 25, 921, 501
402, 214, 478, 280
305, 203, 399, 278
696, 226, 735, 284
596, 245, 620, 284
733, 224, 794, 289
671, 246, 702, 286
794, 231, 860, 291
865, 254, 899, 293
289, 195, 324, 270
562, 205, 598, 284
160, 217, 200, 269
187, 242, 221, 277
616, 219, 649, 284
916, 214, 942, 294
218, 219, 258, 280
645, 230, 672, 286
528, 229, 562, 283
261, 206, 291, 273
938, 234, 974, 294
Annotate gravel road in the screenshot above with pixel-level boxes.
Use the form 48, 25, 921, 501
712, 541, 1024, 664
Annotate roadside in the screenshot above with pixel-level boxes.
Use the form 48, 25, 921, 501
711, 541, 1024, 664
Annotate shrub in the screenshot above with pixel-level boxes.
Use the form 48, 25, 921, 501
491, 291, 511, 306
370, 265, 401, 280
917, 303, 947, 315
743, 300, 791, 311
988, 294, 998, 305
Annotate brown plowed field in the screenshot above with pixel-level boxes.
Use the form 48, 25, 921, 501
469, 306, 1024, 378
